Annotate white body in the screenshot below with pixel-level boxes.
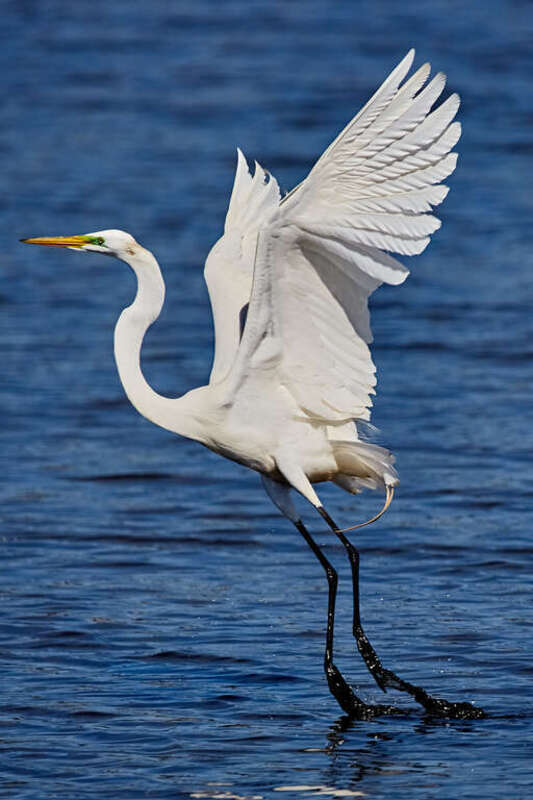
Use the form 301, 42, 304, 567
116, 50, 460, 517
27, 50, 461, 522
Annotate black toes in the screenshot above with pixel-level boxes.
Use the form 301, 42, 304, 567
421, 697, 486, 720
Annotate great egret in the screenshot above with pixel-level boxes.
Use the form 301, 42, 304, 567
23, 50, 483, 720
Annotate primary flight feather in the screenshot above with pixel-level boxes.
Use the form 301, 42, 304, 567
23, 51, 484, 718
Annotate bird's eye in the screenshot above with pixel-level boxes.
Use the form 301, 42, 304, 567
85, 236, 105, 246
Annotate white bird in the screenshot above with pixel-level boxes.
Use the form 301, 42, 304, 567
23, 50, 483, 719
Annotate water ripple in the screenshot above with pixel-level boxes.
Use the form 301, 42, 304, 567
2, 2, 533, 799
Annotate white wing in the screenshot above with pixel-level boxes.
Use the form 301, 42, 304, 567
224, 50, 460, 423
204, 150, 280, 384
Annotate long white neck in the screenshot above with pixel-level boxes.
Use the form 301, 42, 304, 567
113, 247, 207, 444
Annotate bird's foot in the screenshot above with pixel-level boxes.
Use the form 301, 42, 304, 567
368, 665, 485, 719
413, 692, 485, 720
326, 663, 405, 719
372, 667, 485, 719
354, 629, 485, 719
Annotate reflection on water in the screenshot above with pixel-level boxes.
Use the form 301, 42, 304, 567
2, 0, 533, 799
192, 789, 265, 800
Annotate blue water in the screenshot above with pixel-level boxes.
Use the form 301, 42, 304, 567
2, 1, 533, 797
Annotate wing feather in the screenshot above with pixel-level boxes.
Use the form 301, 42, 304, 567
204, 151, 281, 384
223, 51, 460, 425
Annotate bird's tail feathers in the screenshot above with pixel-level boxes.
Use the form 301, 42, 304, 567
330, 439, 399, 493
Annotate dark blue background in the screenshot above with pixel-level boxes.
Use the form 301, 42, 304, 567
2, 1, 532, 798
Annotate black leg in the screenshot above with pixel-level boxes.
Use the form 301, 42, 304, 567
317, 507, 485, 720
295, 519, 401, 719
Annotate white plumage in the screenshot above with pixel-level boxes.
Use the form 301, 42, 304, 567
25, 48, 461, 514
24, 51, 482, 720
201, 48, 459, 508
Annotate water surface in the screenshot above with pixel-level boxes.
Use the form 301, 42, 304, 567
1, 1, 532, 798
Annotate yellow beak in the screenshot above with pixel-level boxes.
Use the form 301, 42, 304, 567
20, 235, 90, 249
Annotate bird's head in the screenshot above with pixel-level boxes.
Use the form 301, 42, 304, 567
21, 229, 141, 261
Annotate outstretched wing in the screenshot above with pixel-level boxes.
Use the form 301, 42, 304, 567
204, 150, 280, 384
224, 50, 460, 423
